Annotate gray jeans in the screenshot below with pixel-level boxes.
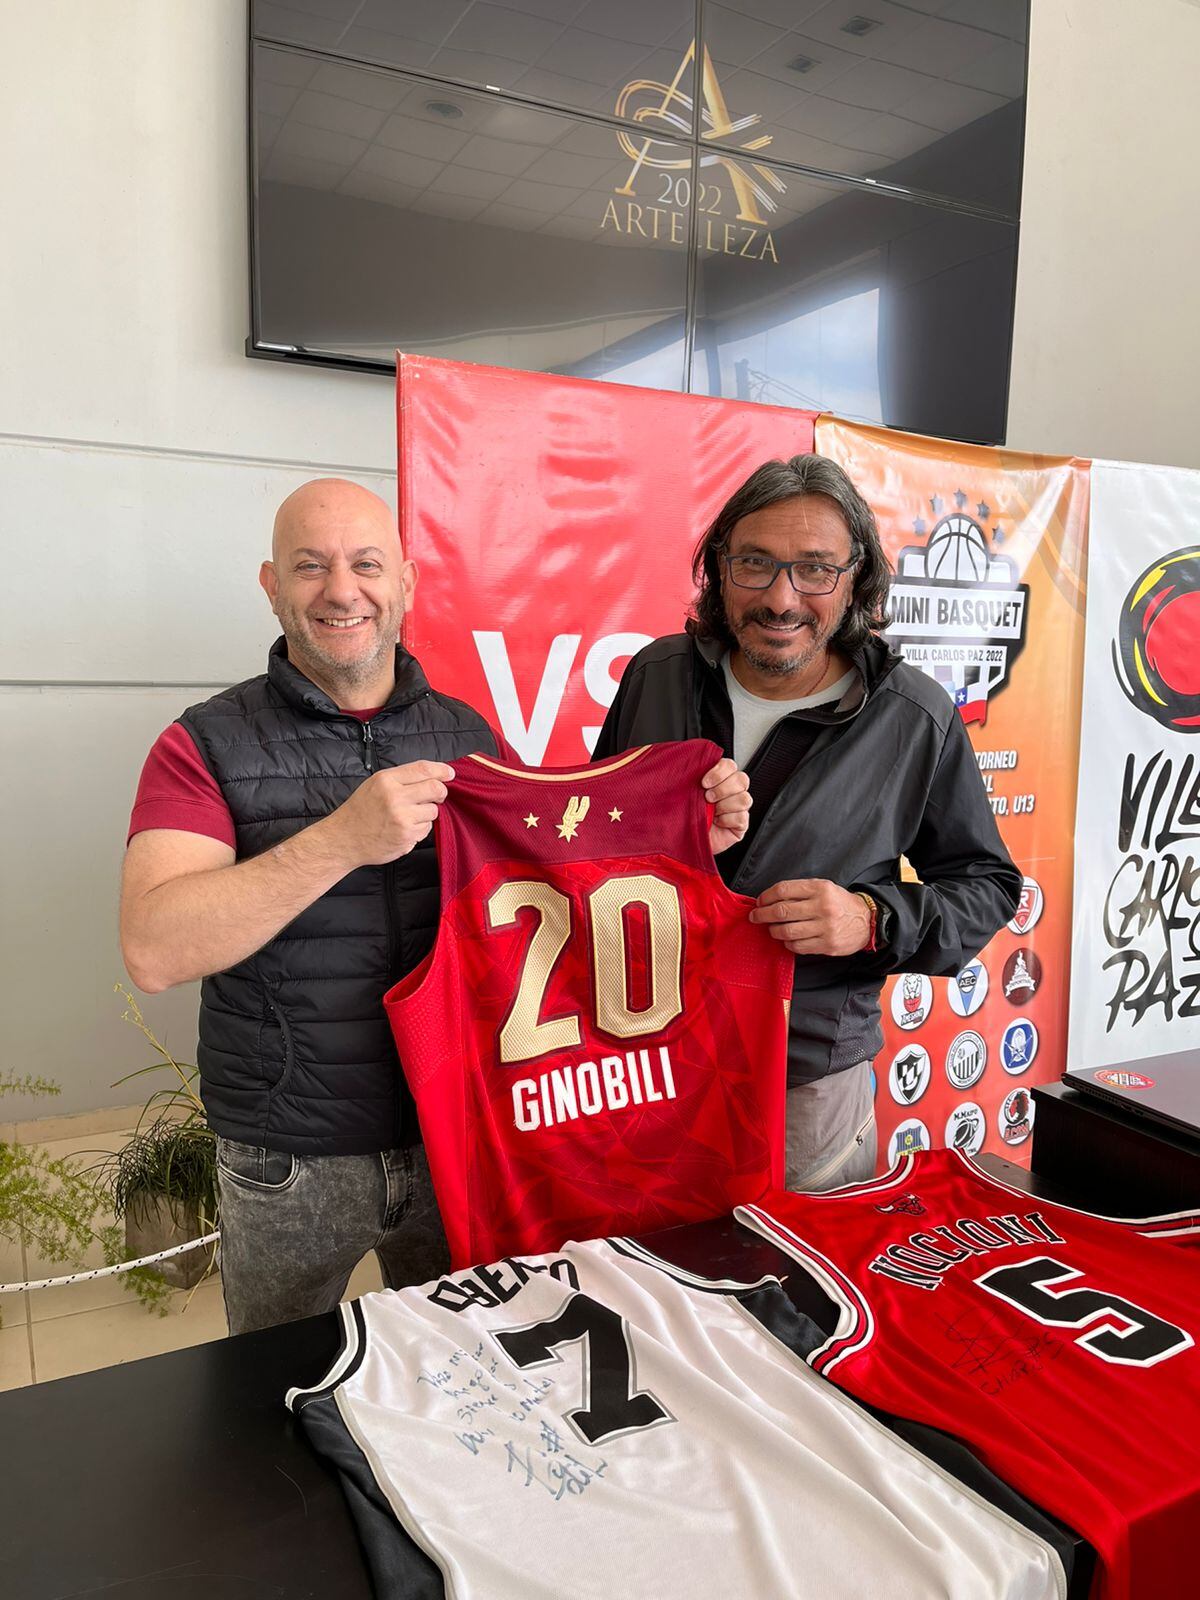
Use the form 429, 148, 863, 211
785, 1059, 877, 1192
215, 1138, 449, 1336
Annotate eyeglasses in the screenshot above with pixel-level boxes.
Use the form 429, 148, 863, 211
723, 552, 858, 595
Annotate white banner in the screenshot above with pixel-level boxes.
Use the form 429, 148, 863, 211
1069, 460, 1200, 1071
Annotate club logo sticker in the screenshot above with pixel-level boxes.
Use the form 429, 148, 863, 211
1112, 547, 1200, 733
1003, 947, 1042, 1004
1008, 876, 1044, 935
885, 497, 1029, 726
946, 1030, 987, 1090
888, 1044, 932, 1107
1093, 1069, 1156, 1089
998, 1087, 1035, 1145
947, 959, 989, 1017
945, 1102, 986, 1156
891, 973, 934, 1031
888, 1118, 931, 1164
1000, 1019, 1039, 1075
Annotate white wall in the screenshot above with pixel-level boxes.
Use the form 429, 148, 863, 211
2, 0, 1197, 1118
0, 1, 396, 1120
1007, 0, 1200, 467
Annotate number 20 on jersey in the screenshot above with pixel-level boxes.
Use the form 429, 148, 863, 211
487, 873, 684, 1066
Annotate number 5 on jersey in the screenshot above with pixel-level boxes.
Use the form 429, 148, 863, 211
487, 874, 683, 1065
978, 1256, 1192, 1367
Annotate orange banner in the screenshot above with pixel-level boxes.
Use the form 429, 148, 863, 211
815, 418, 1090, 1167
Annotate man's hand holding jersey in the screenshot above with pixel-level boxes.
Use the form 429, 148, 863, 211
328, 754, 750, 865
326, 761, 456, 866
703, 758, 752, 855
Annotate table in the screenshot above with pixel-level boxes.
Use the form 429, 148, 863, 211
1033, 1078, 1200, 1213
0, 1158, 1088, 1600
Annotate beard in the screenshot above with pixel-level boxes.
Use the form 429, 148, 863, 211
731, 603, 842, 678
275, 601, 403, 692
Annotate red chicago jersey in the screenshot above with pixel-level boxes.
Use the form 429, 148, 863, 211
738, 1149, 1200, 1600
385, 739, 791, 1268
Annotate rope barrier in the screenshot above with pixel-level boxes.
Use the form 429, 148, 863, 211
0, 1231, 221, 1293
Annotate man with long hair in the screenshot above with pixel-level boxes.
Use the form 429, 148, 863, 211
594, 455, 1020, 1190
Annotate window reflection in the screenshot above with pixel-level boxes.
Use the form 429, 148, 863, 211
715, 288, 885, 426
254, 48, 689, 388
701, 1, 1025, 214
254, 0, 699, 129
691, 165, 1017, 445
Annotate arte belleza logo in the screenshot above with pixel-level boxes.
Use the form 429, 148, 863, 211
603, 40, 785, 262
1112, 547, 1200, 734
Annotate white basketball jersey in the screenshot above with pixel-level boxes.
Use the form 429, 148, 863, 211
286, 1238, 1064, 1600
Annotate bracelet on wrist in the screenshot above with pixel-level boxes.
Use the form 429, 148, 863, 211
855, 891, 879, 953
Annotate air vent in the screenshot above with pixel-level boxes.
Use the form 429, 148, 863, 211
787, 54, 820, 74
840, 16, 882, 37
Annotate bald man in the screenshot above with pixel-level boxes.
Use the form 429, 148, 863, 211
121, 479, 502, 1333
123, 480, 752, 1335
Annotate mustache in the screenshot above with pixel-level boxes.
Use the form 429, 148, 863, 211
738, 608, 815, 628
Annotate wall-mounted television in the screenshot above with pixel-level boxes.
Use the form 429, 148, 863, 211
248, 1, 1028, 445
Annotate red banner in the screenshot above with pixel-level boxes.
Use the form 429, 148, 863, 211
400, 355, 815, 765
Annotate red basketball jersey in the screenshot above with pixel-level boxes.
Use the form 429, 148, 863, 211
738, 1150, 1200, 1600
385, 739, 791, 1268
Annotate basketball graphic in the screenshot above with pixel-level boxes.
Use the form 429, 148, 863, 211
945, 1102, 985, 1156
887, 499, 1028, 727
925, 514, 990, 582
1113, 547, 1200, 733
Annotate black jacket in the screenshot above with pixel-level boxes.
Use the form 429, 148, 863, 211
180, 639, 498, 1155
592, 633, 1021, 1086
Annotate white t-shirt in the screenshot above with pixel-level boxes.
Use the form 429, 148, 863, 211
722, 654, 856, 769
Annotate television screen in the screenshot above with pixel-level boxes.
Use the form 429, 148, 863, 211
249, 2, 1026, 444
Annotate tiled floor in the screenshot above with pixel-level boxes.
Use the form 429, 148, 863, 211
0, 1108, 383, 1390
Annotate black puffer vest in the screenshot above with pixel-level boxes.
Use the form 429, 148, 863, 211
179, 639, 498, 1155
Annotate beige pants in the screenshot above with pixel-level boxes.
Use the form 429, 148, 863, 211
785, 1060, 877, 1192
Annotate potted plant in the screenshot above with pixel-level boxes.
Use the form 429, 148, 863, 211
0, 1073, 122, 1325
92, 986, 219, 1298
